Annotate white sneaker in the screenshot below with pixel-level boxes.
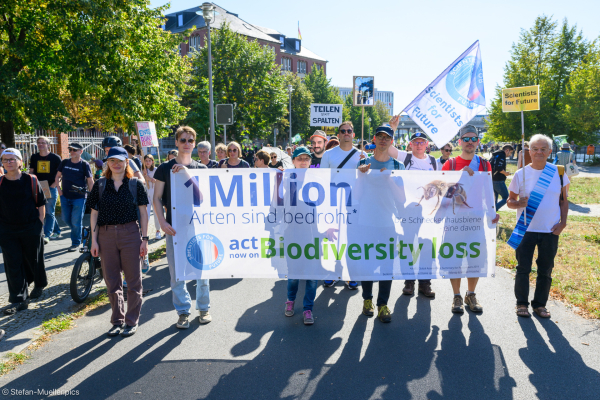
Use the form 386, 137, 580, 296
199, 310, 212, 324
155, 231, 162, 240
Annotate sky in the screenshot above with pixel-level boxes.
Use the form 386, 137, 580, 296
151, 0, 600, 116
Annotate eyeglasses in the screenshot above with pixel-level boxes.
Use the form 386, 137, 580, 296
227, 148, 238, 153
376, 135, 392, 141
461, 137, 479, 143
68, 148, 79, 152
412, 141, 427, 146
530, 148, 549, 153
296, 157, 311, 162
443, 149, 452, 153
1, 158, 17, 164
339, 129, 353, 134
179, 138, 195, 144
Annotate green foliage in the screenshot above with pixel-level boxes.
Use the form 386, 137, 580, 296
343, 96, 387, 142
184, 23, 288, 142
487, 16, 591, 143
280, 72, 313, 143
0, 0, 190, 144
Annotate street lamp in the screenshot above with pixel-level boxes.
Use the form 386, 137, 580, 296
288, 84, 294, 145
197, 3, 216, 159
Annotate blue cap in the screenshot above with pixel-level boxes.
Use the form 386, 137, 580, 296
292, 146, 311, 159
410, 131, 429, 141
106, 147, 128, 161
375, 124, 394, 137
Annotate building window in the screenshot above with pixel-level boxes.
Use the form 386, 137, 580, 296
295, 41, 300, 51
314, 63, 321, 71
280, 36, 285, 46
298, 60, 307, 74
189, 36, 200, 51
281, 58, 292, 72
178, 14, 183, 27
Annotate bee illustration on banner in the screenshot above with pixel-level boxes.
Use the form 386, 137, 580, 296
416, 180, 472, 215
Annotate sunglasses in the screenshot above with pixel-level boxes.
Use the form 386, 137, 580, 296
179, 138, 195, 144
461, 137, 479, 143
339, 129, 353, 134
271, 156, 277, 159
227, 148, 238, 153
443, 149, 452, 153
68, 148, 79, 152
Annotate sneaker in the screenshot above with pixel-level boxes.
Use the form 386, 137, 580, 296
30, 286, 44, 299
452, 295, 465, 314
303, 310, 314, 325
377, 305, 392, 323
176, 313, 190, 329
362, 299, 374, 316
68, 245, 78, 252
464, 292, 483, 312
142, 257, 150, 274
49, 233, 61, 240
155, 231, 162, 240
108, 323, 125, 337
43, 237, 50, 245
199, 311, 212, 324
323, 280, 336, 288
418, 282, 435, 298
285, 301, 295, 317
0, 329, 5, 341
121, 324, 138, 337
346, 281, 358, 290
402, 281, 415, 296
3, 300, 29, 316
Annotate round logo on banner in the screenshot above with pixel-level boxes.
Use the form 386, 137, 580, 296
446, 56, 485, 110
186, 234, 225, 270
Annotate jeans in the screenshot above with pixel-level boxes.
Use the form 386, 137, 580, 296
362, 281, 392, 306
493, 180, 509, 211
44, 187, 61, 237
287, 279, 318, 311
166, 235, 210, 314
515, 232, 559, 309
60, 196, 86, 246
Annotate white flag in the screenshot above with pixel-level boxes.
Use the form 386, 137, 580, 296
403, 40, 486, 147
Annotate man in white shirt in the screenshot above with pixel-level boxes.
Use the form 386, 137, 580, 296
507, 134, 569, 319
320, 120, 361, 290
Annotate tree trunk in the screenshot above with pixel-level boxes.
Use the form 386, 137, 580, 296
0, 120, 15, 147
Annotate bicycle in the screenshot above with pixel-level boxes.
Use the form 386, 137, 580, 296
69, 186, 103, 303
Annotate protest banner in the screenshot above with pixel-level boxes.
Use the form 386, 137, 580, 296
171, 169, 496, 281
403, 41, 486, 148
310, 104, 343, 127
135, 121, 159, 147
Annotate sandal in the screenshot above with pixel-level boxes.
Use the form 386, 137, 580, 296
516, 306, 531, 318
534, 307, 551, 318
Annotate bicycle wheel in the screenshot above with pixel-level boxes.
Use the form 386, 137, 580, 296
71, 253, 94, 303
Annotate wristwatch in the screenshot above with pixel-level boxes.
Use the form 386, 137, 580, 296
142, 236, 149, 241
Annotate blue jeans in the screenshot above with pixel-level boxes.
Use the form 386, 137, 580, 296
60, 196, 85, 246
493, 181, 509, 211
287, 279, 318, 311
166, 235, 210, 314
44, 187, 61, 237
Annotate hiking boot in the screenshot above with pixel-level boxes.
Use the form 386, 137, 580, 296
108, 323, 125, 337
323, 280, 336, 288
402, 281, 415, 295
377, 305, 392, 323
285, 301, 295, 317
3, 301, 29, 316
464, 292, 483, 312
418, 282, 435, 298
303, 310, 314, 325
346, 281, 358, 290
452, 295, 464, 314
176, 313, 190, 329
362, 299, 374, 316
121, 324, 138, 337
30, 286, 44, 299
199, 311, 212, 324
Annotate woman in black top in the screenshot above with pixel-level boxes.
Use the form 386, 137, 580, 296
0, 148, 47, 315
88, 147, 149, 337
219, 141, 250, 168
268, 152, 284, 169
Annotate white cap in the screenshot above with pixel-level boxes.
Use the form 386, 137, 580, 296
2, 148, 22, 160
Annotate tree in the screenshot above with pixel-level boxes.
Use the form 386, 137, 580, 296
0, 0, 190, 145
276, 73, 313, 144
343, 95, 383, 142
304, 67, 343, 104
184, 23, 287, 143
486, 16, 589, 143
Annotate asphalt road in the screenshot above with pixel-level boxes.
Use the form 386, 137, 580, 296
1, 260, 599, 400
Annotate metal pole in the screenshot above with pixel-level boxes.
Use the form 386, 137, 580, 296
207, 23, 216, 160
289, 92, 293, 145
274, 128, 276, 147
521, 110, 526, 224
224, 125, 226, 145
361, 107, 364, 152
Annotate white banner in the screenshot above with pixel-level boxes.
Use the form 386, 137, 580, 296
171, 169, 496, 281
310, 104, 343, 127
403, 40, 486, 147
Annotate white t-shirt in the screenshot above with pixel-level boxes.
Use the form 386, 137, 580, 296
508, 164, 569, 233
391, 148, 442, 171
320, 146, 363, 169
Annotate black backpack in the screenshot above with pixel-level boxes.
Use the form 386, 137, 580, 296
403, 153, 437, 170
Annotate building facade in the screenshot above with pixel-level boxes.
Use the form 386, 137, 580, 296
164, 3, 327, 76
337, 87, 394, 116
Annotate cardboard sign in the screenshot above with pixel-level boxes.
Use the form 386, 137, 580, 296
310, 104, 343, 126
501, 85, 540, 112
39, 180, 51, 200
135, 121, 159, 147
